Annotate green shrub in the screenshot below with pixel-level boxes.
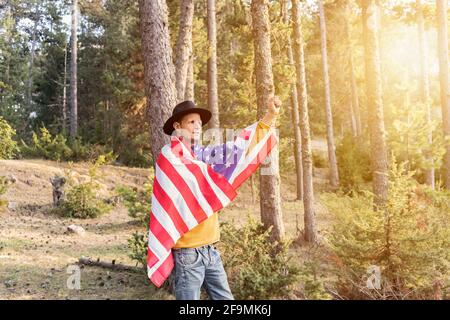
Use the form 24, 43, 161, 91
116, 171, 153, 267
20, 127, 117, 163
53, 159, 112, 219
0, 117, 18, 159
0, 176, 8, 209
218, 216, 300, 299
21, 127, 72, 161
321, 160, 450, 299
336, 134, 371, 192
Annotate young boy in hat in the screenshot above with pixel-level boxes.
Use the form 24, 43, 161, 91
162, 95, 281, 300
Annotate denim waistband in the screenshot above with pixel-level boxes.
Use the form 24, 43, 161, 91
172, 242, 218, 251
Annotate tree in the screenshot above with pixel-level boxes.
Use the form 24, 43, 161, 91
250, 0, 285, 242
318, 0, 339, 188
417, 0, 434, 188
291, 0, 317, 243
139, 0, 177, 161
361, 0, 389, 206
174, 0, 194, 102
207, 0, 219, 128
436, 0, 450, 189
281, 0, 303, 201
70, 0, 78, 138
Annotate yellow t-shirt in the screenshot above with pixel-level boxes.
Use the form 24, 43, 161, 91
173, 120, 271, 248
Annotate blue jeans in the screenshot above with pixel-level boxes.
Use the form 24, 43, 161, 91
170, 244, 234, 300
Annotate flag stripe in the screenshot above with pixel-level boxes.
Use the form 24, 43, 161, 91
149, 214, 174, 251
232, 132, 277, 190
157, 152, 209, 224
153, 179, 189, 234
177, 140, 237, 204
163, 143, 215, 216
148, 253, 174, 288
151, 194, 181, 242
171, 140, 226, 212
154, 162, 198, 229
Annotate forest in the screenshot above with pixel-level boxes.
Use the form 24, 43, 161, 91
0, 0, 449, 300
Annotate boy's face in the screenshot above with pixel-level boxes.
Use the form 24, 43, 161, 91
173, 112, 202, 142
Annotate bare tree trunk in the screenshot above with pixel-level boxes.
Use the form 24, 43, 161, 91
174, 0, 194, 102
291, 0, 317, 243
185, 47, 195, 101
361, 0, 389, 206
318, 0, 339, 188
436, 0, 450, 189
62, 43, 68, 135
70, 0, 78, 139
207, 0, 220, 128
417, 0, 434, 188
345, 0, 362, 137
250, 0, 285, 243
139, 0, 177, 161
26, 3, 39, 116
282, 0, 303, 201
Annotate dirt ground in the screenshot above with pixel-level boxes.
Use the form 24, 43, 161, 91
0, 151, 333, 300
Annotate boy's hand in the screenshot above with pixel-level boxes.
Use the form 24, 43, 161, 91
268, 95, 282, 116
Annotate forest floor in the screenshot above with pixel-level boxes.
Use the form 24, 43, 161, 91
0, 139, 337, 300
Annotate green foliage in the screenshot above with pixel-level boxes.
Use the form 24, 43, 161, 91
336, 134, 372, 192
21, 127, 72, 161
0, 117, 18, 159
53, 159, 113, 219
116, 171, 153, 228
116, 171, 153, 267
321, 160, 450, 299
298, 254, 333, 300
20, 127, 117, 163
388, 105, 447, 182
0, 176, 8, 209
127, 232, 148, 268
218, 216, 300, 300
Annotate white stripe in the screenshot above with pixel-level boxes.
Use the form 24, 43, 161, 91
147, 250, 172, 277
162, 147, 214, 217
155, 161, 198, 229
151, 194, 181, 242
173, 141, 232, 207
148, 230, 168, 261
229, 125, 274, 184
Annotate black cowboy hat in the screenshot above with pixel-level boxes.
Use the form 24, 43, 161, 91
163, 100, 212, 135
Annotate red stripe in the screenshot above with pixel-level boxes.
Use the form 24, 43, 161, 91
149, 211, 174, 250
149, 253, 174, 288
147, 247, 158, 269
206, 165, 237, 200
231, 133, 277, 190
171, 140, 227, 212
153, 179, 189, 234
158, 152, 208, 224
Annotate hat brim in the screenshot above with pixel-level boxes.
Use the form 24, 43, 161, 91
163, 108, 212, 136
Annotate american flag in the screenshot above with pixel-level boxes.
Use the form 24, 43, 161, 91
147, 122, 277, 287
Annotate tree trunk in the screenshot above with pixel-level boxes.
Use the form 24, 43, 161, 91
436, 0, 450, 189
174, 0, 194, 103
139, 0, 177, 161
291, 0, 317, 243
26, 3, 39, 117
417, 0, 434, 188
318, 0, 339, 188
282, 0, 303, 201
70, 0, 78, 139
62, 42, 68, 135
361, 0, 389, 207
185, 47, 195, 101
345, 0, 362, 137
207, 0, 220, 128
250, 0, 285, 243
